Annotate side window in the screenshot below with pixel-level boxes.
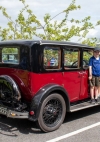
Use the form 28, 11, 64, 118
64, 48, 80, 69
43, 46, 61, 70
83, 50, 93, 68
1, 47, 19, 64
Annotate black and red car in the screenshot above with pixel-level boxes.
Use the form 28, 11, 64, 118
0, 40, 98, 132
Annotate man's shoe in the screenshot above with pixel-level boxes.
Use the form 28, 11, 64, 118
95, 98, 100, 104
90, 99, 96, 104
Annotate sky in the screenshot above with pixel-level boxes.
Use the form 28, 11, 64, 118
0, 0, 100, 42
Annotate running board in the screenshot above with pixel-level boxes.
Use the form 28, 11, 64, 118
70, 101, 100, 112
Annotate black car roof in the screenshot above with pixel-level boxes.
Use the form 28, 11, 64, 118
0, 39, 94, 49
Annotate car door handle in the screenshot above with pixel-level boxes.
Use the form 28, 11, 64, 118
83, 71, 87, 74
78, 72, 83, 74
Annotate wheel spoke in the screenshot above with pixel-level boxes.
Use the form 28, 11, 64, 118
43, 98, 62, 126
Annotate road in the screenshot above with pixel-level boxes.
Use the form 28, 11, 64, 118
0, 106, 100, 142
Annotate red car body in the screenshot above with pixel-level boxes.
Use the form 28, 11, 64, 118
0, 40, 97, 132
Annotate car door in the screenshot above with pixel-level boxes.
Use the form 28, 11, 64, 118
63, 47, 82, 102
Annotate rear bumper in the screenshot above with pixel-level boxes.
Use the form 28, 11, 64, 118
0, 104, 29, 119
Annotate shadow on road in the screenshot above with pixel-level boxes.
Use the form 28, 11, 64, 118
0, 115, 42, 137
0, 106, 100, 137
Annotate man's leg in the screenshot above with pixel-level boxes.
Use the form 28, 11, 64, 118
95, 77, 100, 103
90, 87, 96, 104
90, 86, 94, 99
94, 86, 98, 99
98, 86, 100, 97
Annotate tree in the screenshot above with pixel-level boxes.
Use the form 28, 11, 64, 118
0, 0, 100, 46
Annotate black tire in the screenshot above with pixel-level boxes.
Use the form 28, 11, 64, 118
37, 93, 66, 132
0, 75, 21, 101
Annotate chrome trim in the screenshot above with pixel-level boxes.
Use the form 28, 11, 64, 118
7, 110, 29, 118
40, 42, 90, 48
0, 105, 29, 119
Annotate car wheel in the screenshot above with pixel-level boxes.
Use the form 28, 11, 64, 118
37, 93, 66, 132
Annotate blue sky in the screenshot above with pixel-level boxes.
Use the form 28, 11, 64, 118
0, 0, 100, 41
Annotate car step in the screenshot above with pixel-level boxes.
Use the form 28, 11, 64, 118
70, 101, 100, 112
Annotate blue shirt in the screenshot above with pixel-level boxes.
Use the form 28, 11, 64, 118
89, 56, 100, 76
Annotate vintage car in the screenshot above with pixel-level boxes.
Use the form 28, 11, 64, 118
0, 40, 98, 132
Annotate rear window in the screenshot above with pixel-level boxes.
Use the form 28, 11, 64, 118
0, 46, 19, 64
0, 45, 30, 71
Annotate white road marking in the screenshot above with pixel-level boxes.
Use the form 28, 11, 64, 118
46, 122, 100, 142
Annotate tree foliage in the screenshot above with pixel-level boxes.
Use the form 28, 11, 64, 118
0, 0, 100, 46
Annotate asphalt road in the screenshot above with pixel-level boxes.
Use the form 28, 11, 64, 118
0, 105, 100, 142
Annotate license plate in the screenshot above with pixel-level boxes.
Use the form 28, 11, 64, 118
0, 106, 7, 115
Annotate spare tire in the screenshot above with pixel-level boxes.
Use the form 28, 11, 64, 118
0, 75, 21, 101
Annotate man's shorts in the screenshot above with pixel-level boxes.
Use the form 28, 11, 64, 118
89, 75, 100, 87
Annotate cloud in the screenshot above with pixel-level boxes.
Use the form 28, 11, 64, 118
0, 0, 22, 8
0, 0, 100, 41
87, 29, 98, 38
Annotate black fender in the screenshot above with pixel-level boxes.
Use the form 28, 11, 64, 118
29, 83, 70, 121
0, 75, 21, 100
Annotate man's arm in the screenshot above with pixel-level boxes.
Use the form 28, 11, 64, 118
89, 66, 92, 80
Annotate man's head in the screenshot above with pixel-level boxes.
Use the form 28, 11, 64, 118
93, 47, 100, 57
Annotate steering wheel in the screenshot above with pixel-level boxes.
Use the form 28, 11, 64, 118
71, 60, 88, 67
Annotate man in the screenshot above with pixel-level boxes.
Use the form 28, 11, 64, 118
89, 47, 100, 104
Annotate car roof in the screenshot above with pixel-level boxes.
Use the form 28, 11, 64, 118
0, 39, 94, 49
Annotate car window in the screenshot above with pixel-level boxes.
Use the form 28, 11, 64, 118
83, 50, 93, 69
1, 47, 19, 64
43, 46, 61, 70
64, 48, 80, 70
